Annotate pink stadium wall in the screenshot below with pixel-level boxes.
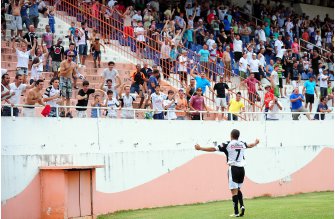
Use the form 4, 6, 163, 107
1, 118, 333, 218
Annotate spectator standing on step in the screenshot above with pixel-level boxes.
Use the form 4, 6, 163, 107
49, 37, 64, 78
10, 0, 23, 38
23, 24, 37, 50
77, 21, 90, 67
28, 0, 39, 28
12, 37, 37, 84
302, 75, 318, 112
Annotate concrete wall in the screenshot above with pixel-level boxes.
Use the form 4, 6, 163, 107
293, 3, 334, 20
1, 117, 334, 218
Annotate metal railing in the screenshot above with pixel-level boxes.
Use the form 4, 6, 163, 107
50, 0, 264, 113
1, 104, 333, 121
298, 38, 333, 60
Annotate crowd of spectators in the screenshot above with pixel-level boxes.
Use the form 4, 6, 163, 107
1, 0, 334, 120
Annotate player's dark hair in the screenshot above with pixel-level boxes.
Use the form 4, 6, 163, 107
320, 96, 327, 102
83, 80, 89, 86
50, 77, 59, 85
153, 69, 159, 74
237, 92, 241, 95
15, 74, 22, 79
231, 129, 240, 140
106, 79, 113, 83
108, 61, 115, 65
107, 90, 113, 95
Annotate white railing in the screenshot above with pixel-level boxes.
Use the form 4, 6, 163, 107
298, 38, 333, 59
1, 104, 333, 121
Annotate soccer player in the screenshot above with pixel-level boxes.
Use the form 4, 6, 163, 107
194, 129, 260, 217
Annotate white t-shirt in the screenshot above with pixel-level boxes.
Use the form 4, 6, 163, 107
134, 27, 145, 41
268, 100, 282, 120
151, 92, 167, 114
132, 14, 142, 26
246, 51, 253, 63
102, 68, 118, 86
271, 70, 279, 85
163, 99, 177, 120
178, 55, 188, 72
30, 65, 42, 81
258, 54, 266, 67
276, 49, 286, 59
274, 40, 283, 54
108, 0, 117, 7
206, 39, 216, 50
105, 97, 120, 117
249, 59, 260, 72
239, 57, 248, 72
9, 83, 27, 104
43, 85, 60, 107
285, 22, 293, 33
319, 73, 328, 88
233, 39, 243, 52
32, 54, 45, 72
77, 29, 88, 45
16, 49, 31, 68
258, 29, 266, 42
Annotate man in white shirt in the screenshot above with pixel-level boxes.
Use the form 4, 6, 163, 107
267, 97, 283, 120
248, 53, 261, 81
151, 84, 167, 120
132, 10, 142, 27
319, 67, 330, 99
285, 18, 293, 34
119, 84, 136, 119
276, 46, 287, 60
274, 35, 283, 55
4, 75, 34, 116
102, 61, 121, 86
163, 90, 177, 120
42, 77, 61, 117
239, 53, 248, 81
233, 34, 243, 63
77, 21, 90, 66
270, 65, 280, 97
134, 21, 146, 58
206, 34, 216, 50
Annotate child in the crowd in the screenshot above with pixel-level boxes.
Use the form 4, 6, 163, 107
103, 90, 120, 118
48, 7, 56, 34
91, 94, 102, 118
90, 37, 106, 68
30, 57, 43, 84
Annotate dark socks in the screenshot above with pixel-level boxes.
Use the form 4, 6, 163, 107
232, 195, 239, 215
238, 190, 244, 207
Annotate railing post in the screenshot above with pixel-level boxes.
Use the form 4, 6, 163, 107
56, 106, 59, 118
10, 105, 13, 117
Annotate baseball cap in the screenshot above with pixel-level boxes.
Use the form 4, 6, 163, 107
265, 84, 271, 89
309, 75, 315, 78
179, 88, 185, 93
252, 53, 257, 56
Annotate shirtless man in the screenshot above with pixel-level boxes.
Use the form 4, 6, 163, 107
23, 79, 45, 117
59, 51, 77, 117
223, 46, 232, 82
10, 0, 24, 38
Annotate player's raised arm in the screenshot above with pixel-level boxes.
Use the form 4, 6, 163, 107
194, 144, 216, 152
247, 139, 260, 148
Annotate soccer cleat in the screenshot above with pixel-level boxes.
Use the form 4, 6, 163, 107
239, 206, 245, 217
229, 214, 240, 217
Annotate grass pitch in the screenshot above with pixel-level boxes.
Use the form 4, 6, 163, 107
98, 191, 333, 219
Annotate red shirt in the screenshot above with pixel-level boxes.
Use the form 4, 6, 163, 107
302, 32, 309, 41
207, 13, 215, 24
264, 89, 274, 108
217, 50, 224, 59
244, 78, 259, 94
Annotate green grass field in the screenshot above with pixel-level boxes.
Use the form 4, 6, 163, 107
98, 192, 333, 219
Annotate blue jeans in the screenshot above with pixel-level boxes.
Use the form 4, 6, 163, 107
153, 112, 164, 120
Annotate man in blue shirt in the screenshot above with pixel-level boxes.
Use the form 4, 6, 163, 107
147, 70, 159, 94
190, 65, 214, 95
302, 75, 318, 112
28, 0, 39, 28
290, 87, 311, 120
20, 3, 30, 29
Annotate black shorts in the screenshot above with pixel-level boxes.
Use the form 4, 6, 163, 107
320, 87, 328, 98
234, 52, 242, 62
231, 166, 245, 184
279, 77, 283, 88
305, 93, 314, 104
136, 41, 146, 50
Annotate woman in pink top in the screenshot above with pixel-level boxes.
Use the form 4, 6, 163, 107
189, 87, 208, 120
291, 38, 300, 60
92, 1, 100, 28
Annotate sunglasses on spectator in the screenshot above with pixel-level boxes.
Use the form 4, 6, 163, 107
68, 55, 74, 57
